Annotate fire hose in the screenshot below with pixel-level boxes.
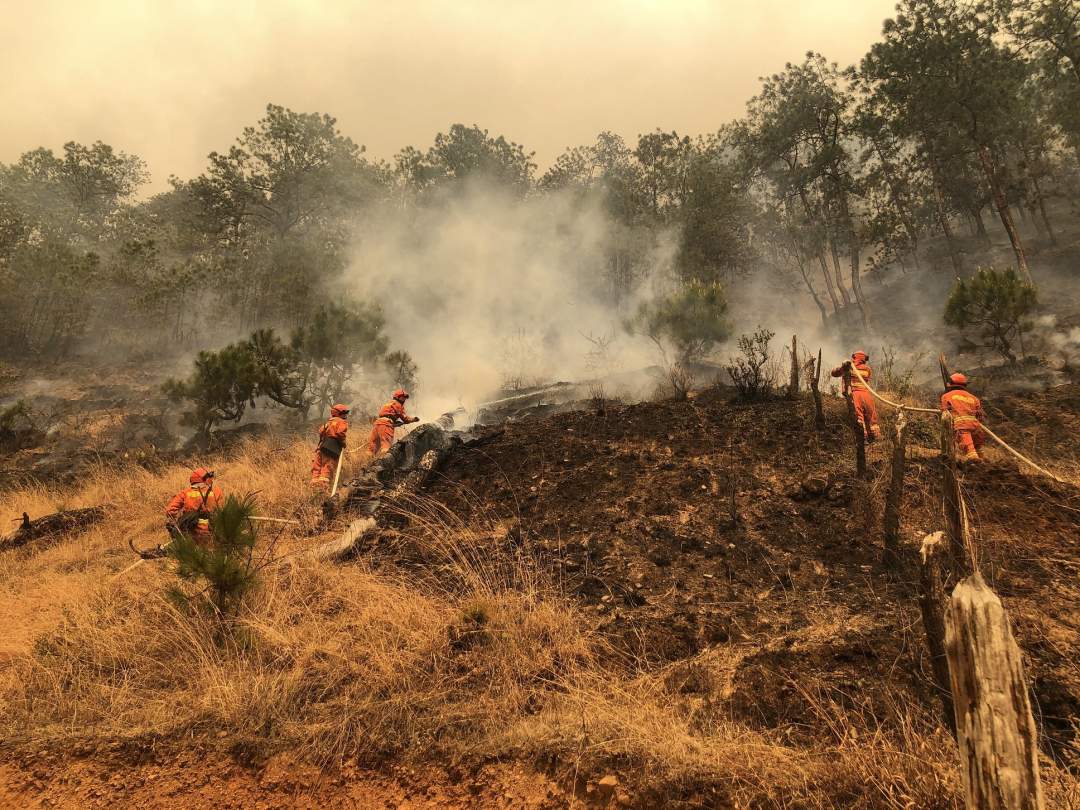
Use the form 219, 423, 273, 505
847, 363, 1066, 484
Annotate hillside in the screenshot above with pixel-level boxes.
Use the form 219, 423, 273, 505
1, 379, 1078, 808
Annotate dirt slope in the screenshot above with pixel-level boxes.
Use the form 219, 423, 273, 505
2, 383, 1078, 807
400, 386, 1080, 756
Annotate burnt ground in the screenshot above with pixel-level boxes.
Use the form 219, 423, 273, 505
381, 385, 1080, 764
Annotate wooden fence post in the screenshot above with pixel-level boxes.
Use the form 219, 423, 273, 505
882, 407, 908, 571
918, 532, 956, 734
810, 348, 825, 429
946, 574, 1045, 810
788, 335, 799, 398
941, 411, 972, 577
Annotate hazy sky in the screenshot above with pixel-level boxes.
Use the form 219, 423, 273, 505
2, 0, 899, 192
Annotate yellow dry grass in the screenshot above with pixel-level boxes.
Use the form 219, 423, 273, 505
2, 435, 1078, 808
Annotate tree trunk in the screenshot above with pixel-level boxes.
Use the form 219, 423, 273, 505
919, 532, 956, 735
1031, 175, 1057, 246
973, 207, 989, 244
818, 253, 840, 313
790, 235, 829, 324
810, 348, 825, 430
835, 184, 871, 331
925, 138, 964, 274
882, 408, 908, 571
788, 335, 799, 398
978, 146, 1032, 284
797, 187, 841, 314
829, 237, 853, 307
946, 574, 1045, 810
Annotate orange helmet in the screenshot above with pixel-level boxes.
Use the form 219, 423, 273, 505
330, 403, 350, 417
949, 372, 968, 387
852, 351, 868, 363
392, 388, 409, 402
189, 467, 214, 485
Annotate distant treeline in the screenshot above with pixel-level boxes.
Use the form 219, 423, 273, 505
1, 0, 1077, 362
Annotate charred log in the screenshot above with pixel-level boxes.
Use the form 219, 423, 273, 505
2, 506, 106, 551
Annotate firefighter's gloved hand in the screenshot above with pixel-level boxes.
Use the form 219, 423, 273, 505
410, 416, 420, 423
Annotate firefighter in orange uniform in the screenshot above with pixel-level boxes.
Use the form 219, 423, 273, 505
311, 404, 350, 488
165, 467, 224, 543
368, 388, 419, 457
831, 350, 881, 443
940, 373, 985, 462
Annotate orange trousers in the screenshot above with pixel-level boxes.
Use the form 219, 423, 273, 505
368, 420, 394, 456
851, 389, 881, 442
954, 427, 985, 462
310, 450, 338, 487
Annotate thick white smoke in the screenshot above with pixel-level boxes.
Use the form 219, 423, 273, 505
342, 182, 674, 417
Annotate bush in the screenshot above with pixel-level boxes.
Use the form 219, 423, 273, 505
166, 301, 405, 438
163, 342, 261, 440
631, 281, 730, 400
726, 328, 777, 400
167, 493, 262, 614
875, 346, 925, 401
944, 267, 1037, 363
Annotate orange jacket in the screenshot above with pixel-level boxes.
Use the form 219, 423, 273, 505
831, 361, 872, 392
165, 483, 224, 520
376, 400, 410, 425
940, 387, 984, 428
318, 415, 349, 444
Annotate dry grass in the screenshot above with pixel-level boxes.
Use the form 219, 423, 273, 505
2, 436, 1078, 808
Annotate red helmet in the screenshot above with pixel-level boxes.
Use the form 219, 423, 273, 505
330, 403, 350, 417
852, 351, 868, 363
189, 467, 214, 485
392, 388, 409, 402
949, 372, 968, 387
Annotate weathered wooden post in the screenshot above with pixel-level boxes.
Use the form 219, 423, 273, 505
788, 335, 799, 398
940, 411, 972, 576
844, 365, 867, 477
918, 532, 955, 734
946, 574, 1045, 809
810, 348, 825, 429
882, 407, 908, 571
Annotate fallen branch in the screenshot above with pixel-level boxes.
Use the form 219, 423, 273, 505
2, 506, 106, 550
311, 517, 377, 561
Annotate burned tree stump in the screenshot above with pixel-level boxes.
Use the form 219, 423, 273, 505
919, 532, 956, 734
809, 348, 825, 429
2, 506, 106, 550
941, 411, 972, 577
882, 408, 908, 571
946, 574, 1045, 810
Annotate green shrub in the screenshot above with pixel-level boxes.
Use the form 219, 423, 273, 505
167, 493, 261, 614
944, 267, 1036, 363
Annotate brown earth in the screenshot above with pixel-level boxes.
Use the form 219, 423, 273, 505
0, 744, 569, 809
2, 382, 1078, 807
390, 385, 1080, 759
